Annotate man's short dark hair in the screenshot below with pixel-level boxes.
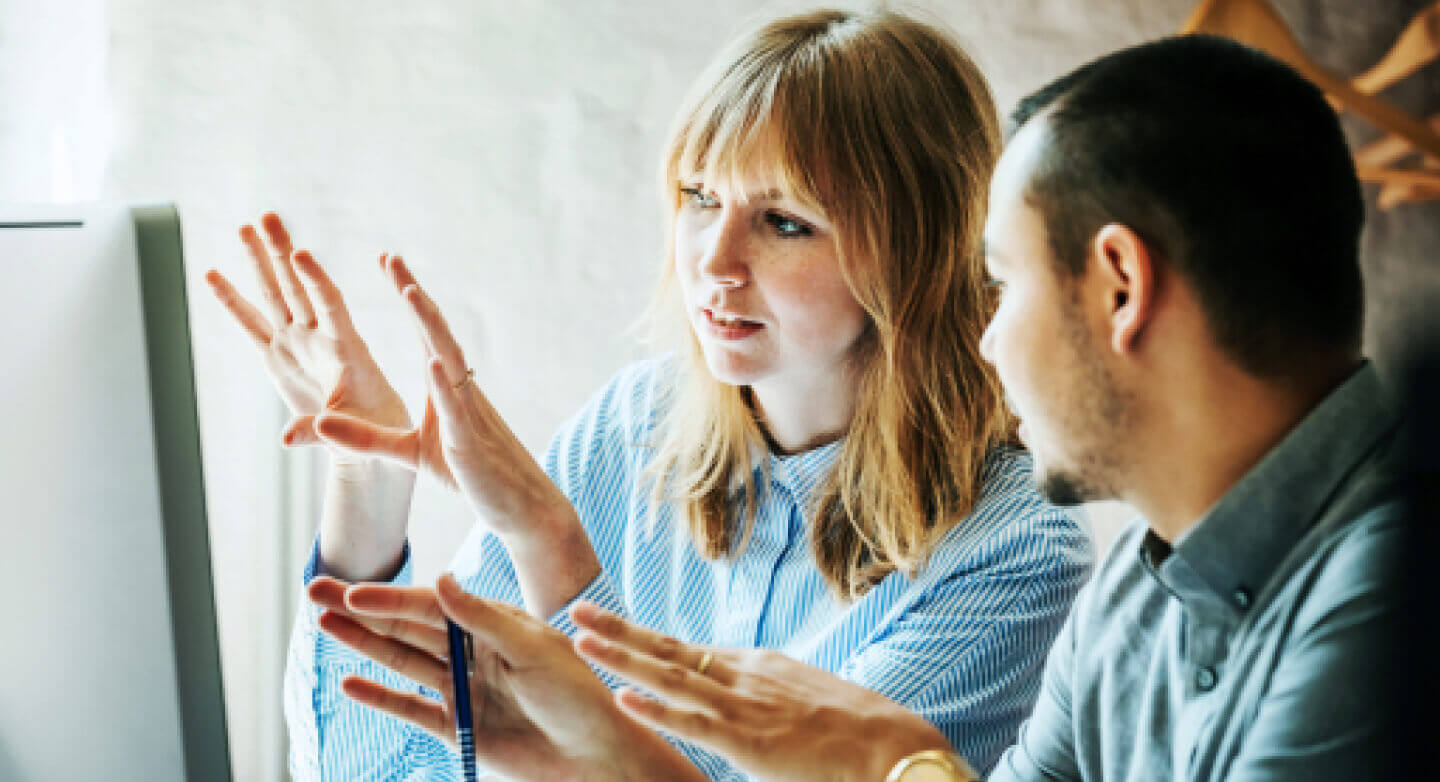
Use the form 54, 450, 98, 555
1011, 35, 1364, 377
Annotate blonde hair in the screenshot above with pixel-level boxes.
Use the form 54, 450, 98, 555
644, 8, 1013, 598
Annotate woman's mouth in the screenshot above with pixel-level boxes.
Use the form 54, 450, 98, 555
702, 308, 764, 340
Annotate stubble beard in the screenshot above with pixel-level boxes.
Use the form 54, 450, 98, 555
1033, 295, 1134, 506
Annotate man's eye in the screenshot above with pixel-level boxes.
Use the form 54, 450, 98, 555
765, 212, 813, 237
986, 277, 1007, 292
679, 186, 720, 208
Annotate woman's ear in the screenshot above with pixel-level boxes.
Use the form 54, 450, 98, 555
1090, 223, 1155, 355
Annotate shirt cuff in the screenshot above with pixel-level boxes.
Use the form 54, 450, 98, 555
303, 537, 414, 587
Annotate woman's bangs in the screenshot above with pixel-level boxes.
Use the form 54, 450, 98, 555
674, 59, 830, 216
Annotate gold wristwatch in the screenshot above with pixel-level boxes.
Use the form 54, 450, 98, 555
884, 748, 979, 782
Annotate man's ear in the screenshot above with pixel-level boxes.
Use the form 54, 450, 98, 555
1090, 223, 1155, 355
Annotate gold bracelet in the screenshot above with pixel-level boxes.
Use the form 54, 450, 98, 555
884, 748, 978, 782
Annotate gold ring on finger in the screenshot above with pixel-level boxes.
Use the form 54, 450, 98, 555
452, 367, 476, 392
695, 650, 715, 677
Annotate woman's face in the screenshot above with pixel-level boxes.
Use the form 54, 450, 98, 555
673, 166, 867, 394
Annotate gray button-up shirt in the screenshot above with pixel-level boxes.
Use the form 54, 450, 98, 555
990, 362, 1405, 781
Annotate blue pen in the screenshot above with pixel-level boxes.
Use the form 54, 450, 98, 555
446, 618, 477, 782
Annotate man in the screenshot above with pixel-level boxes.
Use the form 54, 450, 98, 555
311, 35, 1407, 781
578, 33, 1406, 780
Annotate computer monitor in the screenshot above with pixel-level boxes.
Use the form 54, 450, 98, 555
0, 204, 231, 781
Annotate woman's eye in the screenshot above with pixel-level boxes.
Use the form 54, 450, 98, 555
679, 186, 720, 208
765, 212, 813, 237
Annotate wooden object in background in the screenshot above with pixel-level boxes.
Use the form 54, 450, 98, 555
1182, 0, 1440, 207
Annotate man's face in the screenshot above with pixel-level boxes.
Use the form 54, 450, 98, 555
979, 120, 1132, 505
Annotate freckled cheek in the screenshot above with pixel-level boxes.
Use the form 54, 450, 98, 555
778, 279, 866, 350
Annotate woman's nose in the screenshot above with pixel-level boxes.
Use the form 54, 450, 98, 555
697, 211, 750, 288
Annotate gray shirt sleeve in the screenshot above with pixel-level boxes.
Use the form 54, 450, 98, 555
986, 583, 1086, 782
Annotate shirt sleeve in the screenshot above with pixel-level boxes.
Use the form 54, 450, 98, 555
283, 539, 463, 781
986, 583, 1086, 782
1218, 508, 1401, 781
840, 508, 1093, 778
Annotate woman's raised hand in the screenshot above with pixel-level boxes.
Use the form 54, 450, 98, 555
209, 212, 419, 582
310, 257, 599, 616
206, 212, 412, 456
311, 256, 557, 523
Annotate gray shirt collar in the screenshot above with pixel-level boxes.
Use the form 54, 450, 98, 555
1139, 361, 1399, 616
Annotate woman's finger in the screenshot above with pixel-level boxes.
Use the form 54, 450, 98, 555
340, 676, 453, 743
239, 222, 292, 326
318, 610, 450, 691
308, 576, 353, 613
381, 253, 420, 292
614, 688, 734, 754
573, 632, 739, 713
435, 573, 553, 664
380, 255, 434, 360
344, 583, 450, 630
205, 269, 274, 347
292, 249, 358, 338
336, 610, 451, 661
259, 212, 318, 329
314, 411, 422, 469
425, 357, 477, 449
402, 284, 470, 385
571, 603, 736, 686
281, 415, 320, 447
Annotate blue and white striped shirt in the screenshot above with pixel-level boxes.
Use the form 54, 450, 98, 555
285, 358, 1095, 780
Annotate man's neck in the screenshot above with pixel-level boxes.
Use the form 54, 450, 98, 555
1125, 356, 1361, 543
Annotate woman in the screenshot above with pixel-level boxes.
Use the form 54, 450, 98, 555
210, 8, 1093, 780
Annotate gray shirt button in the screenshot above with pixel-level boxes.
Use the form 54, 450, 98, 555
1196, 666, 1218, 691
1233, 587, 1252, 609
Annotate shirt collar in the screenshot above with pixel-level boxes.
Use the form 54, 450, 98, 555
1142, 361, 1400, 615
742, 436, 843, 510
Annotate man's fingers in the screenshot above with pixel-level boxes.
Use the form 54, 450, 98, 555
239, 223, 292, 326
571, 603, 736, 686
292, 249, 358, 338
340, 676, 453, 743
205, 269, 274, 347
614, 688, 733, 754
260, 212, 317, 328
318, 610, 450, 691
344, 584, 449, 630
314, 411, 422, 469
574, 632, 738, 712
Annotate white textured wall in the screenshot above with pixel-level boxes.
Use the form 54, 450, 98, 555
5, 1, 1431, 779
